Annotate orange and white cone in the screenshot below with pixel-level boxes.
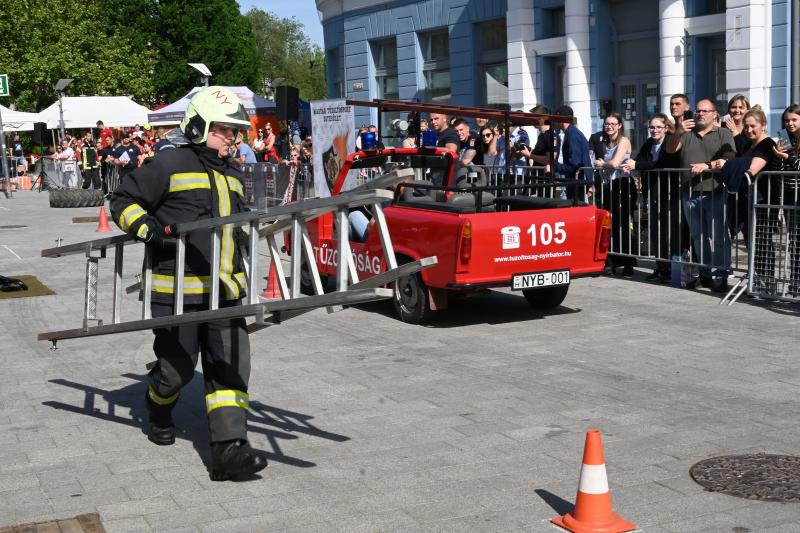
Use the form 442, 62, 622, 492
552, 429, 636, 533
260, 261, 283, 299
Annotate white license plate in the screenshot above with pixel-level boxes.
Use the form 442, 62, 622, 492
511, 269, 570, 290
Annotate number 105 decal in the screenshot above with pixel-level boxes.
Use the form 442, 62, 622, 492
526, 222, 566, 246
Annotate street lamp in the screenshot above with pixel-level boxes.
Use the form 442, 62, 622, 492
188, 63, 212, 87
54, 78, 73, 142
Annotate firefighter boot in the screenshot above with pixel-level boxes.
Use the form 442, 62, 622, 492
144, 389, 176, 446
210, 440, 268, 481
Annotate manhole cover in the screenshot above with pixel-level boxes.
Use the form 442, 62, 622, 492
690, 454, 800, 502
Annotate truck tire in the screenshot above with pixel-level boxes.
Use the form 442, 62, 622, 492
522, 286, 569, 309
49, 189, 105, 208
393, 268, 432, 324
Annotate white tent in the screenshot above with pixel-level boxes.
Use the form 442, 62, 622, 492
37, 96, 150, 129
148, 86, 275, 125
0, 104, 40, 132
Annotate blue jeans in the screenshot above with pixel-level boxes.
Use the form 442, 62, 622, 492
682, 190, 730, 278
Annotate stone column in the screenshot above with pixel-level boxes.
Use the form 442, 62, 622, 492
659, 0, 687, 112
726, 0, 771, 110
507, 0, 536, 111
565, 0, 592, 134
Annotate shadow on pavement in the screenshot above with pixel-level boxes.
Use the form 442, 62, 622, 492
534, 488, 574, 516
43, 373, 350, 474
354, 289, 581, 328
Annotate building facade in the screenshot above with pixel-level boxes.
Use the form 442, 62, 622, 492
317, 0, 799, 150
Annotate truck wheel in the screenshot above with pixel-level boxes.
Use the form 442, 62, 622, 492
522, 286, 569, 309
393, 270, 431, 324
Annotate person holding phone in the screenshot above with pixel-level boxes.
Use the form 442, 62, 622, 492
772, 104, 800, 295
666, 99, 736, 291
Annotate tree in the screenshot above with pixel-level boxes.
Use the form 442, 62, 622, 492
246, 9, 327, 102
0, 0, 157, 111
154, 0, 260, 103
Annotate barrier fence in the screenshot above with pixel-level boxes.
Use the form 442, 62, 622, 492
749, 171, 800, 302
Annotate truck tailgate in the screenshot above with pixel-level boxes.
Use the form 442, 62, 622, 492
454, 205, 605, 286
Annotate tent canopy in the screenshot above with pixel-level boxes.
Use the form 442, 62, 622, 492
0, 104, 40, 132
37, 96, 151, 130
148, 86, 275, 125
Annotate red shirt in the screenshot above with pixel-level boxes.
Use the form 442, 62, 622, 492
99, 127, 114, 148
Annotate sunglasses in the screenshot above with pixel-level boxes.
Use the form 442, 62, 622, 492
482, 133, 493, 138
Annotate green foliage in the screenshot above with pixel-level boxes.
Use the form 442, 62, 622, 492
246, 9, 327, 102
0, 0, 323, 112
0, 0, 158, 111
154, 0, 260, 103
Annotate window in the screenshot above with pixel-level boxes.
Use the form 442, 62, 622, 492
327, 48, 343, 98
420, 29, 451, 103
371, 39, 400, 144
692, 0, 726, 17
710, 47, 726, 113
477, 20, 508, 109
543, 7, 566, 38
372, 39, 399, 100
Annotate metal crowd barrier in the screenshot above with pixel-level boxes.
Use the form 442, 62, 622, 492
583, 167, 751, 278
38, 184, 436, 347
240, 162, 312, 208
33, 158, 81, 190
747, 171, 800, 303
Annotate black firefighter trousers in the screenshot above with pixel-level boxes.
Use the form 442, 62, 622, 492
149, 299, 251, 443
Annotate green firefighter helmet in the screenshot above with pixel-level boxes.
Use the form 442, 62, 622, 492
180, 86, 250, 144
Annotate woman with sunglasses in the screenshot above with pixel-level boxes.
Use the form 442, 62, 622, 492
477, 126, 498, 168
263, 123, 278, 163
251, 129, 266, 161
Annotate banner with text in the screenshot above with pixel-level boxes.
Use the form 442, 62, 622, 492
311, 99, 355, 197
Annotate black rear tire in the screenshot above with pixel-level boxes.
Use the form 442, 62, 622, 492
393, 268, 431, 324
49, 189, 105, 208
522, 285, 569, 309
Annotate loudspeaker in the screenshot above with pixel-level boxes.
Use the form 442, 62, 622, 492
33, 122, 48, 146
276, 86, 299, 121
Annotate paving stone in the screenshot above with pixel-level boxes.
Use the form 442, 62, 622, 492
2, 190, 800, 530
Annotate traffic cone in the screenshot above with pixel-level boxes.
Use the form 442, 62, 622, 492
260, 261, 283, 299
551, 429, 636, 533
96, 207, 112, 233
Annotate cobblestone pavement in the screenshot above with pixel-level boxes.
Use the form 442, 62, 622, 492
1, 190, 799, 532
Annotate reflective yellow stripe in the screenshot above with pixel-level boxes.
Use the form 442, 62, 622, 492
227, 176, 244, 196
234, 272, 247, 288
148, 384, 179, 406
212, 170, 238, 299
205, 389, 249, 413
119, 204, 146, 232
151, 274, 211, 295
136, 224, 149, 240
169, 172, 211, 192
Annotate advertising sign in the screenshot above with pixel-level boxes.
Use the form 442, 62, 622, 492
310, 99, 355, 197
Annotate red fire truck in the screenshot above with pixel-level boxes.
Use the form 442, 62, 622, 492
291, 100, 611, 323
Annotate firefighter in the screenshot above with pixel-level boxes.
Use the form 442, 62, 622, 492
79, 133, 101, 190
110, 86, 268, 481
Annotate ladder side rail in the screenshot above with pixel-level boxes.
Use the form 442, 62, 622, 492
174, 234, 186, 315
247, 220, 259, 305
142, 246, 152, 319
112, 243, 123, 324
371, 203, 398, 270
209, 228, 221, 311
290, 215, 303, 298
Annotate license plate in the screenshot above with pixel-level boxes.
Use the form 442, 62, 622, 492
511, 269, 570, 290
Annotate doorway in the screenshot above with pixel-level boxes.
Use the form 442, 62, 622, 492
615, 80, 659, 153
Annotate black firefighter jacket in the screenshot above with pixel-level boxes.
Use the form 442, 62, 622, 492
110, 144, 249, 305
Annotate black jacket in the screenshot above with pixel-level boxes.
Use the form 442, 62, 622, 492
110, 145, 249, 304
632, 133, 681, 171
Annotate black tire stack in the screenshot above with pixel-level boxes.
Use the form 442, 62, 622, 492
49, 189, 106, 208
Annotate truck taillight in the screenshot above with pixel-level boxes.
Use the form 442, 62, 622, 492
598, 212, 612, 255
458, 220, 472, 265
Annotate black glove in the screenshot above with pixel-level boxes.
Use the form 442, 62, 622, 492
140, 218, 176, 247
